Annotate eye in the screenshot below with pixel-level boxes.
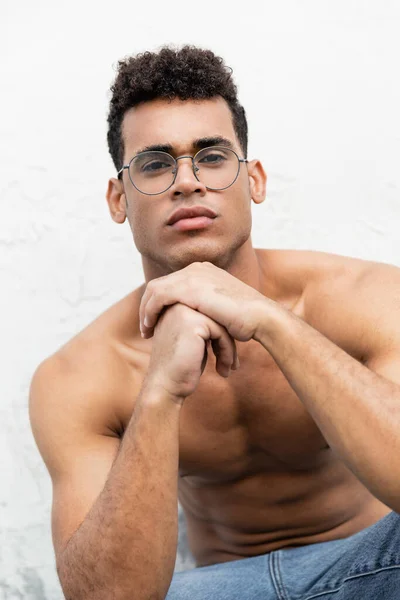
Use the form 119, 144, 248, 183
198, 152, 226, 165
142, 160, 172, 173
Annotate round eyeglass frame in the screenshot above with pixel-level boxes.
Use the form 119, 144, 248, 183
117, 145, 248, 196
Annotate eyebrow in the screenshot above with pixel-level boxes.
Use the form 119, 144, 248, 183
134, 136, 235, 156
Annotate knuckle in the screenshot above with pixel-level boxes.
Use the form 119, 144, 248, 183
152, 282, 166, 299
146, 280, 155, 293
190, 261, 203, 272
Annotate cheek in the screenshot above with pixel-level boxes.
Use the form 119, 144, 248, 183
230, 183, 252, 215
130, 199, 171, 248
129, 199, 152, 227
233, 187, 253, 229
128, 204, 154, 243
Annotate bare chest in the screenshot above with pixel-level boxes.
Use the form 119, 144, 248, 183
177, 339, 328, 483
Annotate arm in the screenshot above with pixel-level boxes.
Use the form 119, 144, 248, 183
138, 260, 400, 512
30, 306, 236, 600
254, 265, 400, 512
30, 354, 182, 600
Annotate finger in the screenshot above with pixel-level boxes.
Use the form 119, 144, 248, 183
141, 278, 195, 338
200, 343, 209, 375
140, 286, 177, 338
208, 322, 237, 377
231, 343, 240, 370
214, 331, 239, 371
139, 285, 151, 335
139, 278, 171, 336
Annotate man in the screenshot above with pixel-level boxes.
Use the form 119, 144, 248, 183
29, 45, 400, 600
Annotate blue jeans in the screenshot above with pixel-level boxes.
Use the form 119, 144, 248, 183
166, 511, 400, 599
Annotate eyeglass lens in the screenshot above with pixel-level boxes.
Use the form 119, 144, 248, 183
129, 147, 240, 194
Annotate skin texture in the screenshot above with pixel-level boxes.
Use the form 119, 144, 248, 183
108, 97, 266, 278
29, 97, 400, 599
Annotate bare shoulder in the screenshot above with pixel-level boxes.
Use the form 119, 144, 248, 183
299, 250, 400, 362
257, 247, 367, 280
29, 286, 148, 555
30, 285, 147, 442
259, 246, 400, 301
256, 248, 359, 296
257, 247, 400, 362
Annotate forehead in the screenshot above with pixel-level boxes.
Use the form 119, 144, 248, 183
122, 97, 239, 157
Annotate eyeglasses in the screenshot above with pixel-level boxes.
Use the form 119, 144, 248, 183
117, 146, 248, 195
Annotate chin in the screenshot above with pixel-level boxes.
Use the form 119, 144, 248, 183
142, 230, 250, 274
166, 242, 241, 272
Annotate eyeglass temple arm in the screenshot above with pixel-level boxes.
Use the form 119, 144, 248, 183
117, 165, 129, 179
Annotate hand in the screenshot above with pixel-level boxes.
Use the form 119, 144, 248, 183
144, 303, 239, 403
140, 262, 269, 342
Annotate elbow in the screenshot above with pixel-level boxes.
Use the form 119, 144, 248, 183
57, 559, 167, 600
56, 558, 78, 600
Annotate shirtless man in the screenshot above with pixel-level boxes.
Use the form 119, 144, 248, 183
29, 46, 400, 600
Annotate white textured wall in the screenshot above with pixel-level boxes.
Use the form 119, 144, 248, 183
1, 1, 400, 598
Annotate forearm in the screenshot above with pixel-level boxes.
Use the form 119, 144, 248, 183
57, 382, 182, 600
255, 301, 400, 511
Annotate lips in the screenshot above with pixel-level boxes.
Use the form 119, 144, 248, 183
167, 206, 217, 226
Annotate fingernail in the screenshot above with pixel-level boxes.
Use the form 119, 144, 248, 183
144, 316, 150, 328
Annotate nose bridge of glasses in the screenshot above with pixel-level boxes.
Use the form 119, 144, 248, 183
173, 154, 199, 175
175, 154, 195, 161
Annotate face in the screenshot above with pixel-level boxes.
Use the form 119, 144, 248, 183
106, 97, 266, 275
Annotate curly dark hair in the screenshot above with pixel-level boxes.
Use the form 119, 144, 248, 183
107, 45, 248, 172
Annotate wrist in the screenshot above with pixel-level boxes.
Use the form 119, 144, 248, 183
140, 375, 186, 408
253, 298, 288, 349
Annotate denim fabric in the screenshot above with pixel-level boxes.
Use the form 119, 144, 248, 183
166, 511, 400, 599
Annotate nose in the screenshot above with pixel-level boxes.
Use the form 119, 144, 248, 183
170, 157, 207, 198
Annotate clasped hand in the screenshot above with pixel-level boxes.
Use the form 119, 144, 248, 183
139, 261, 268, 343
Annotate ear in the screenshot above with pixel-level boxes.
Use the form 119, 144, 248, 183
106, 178, 127, 224
247, 159, 267, 205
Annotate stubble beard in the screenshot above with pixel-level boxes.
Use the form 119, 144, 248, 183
141, 227, 251, 275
